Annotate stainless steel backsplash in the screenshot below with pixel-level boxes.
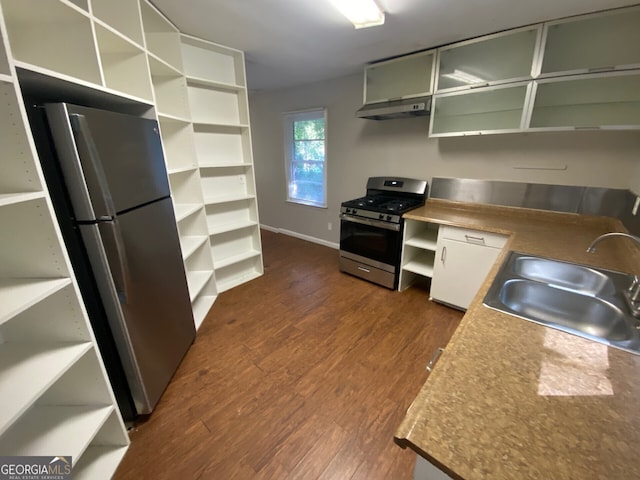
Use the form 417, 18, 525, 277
430, 177, 640, 235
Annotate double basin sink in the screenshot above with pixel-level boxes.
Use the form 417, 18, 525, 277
484, 251, 640, 355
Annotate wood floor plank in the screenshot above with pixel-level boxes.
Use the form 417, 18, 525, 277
114, 229, 463, 479
286, 420, 350, 480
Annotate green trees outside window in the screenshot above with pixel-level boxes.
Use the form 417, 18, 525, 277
284, 109, 327, 207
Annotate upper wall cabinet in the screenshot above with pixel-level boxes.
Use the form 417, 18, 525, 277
430, 82, 531, 136
436, 26, 540, 92
426, 4, 640, 136
529, 71, 640, 130
539, 6, 640, 77
364, 50, 435, 104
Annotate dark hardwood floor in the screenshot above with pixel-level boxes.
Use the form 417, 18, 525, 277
114, 229, 463, 479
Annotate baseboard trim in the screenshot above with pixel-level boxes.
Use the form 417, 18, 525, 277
260, 224, 339, 250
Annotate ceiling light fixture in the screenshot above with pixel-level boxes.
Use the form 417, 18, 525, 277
329, 0, 385, 29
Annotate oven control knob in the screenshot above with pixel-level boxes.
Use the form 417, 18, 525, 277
386, 215, 392, 221
352, 209, 357, 215
379, 214, 384, 220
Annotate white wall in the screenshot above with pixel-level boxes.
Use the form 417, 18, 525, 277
249, 73, 640, 245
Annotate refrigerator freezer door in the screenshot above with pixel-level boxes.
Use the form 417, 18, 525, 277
80, 197, 195, 414
45, 103, 171, 219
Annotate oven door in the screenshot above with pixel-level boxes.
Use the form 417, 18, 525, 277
339, 215, 402, 289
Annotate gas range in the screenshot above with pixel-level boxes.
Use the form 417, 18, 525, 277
340, 177, 428, 225
339, 177, 428, 289
341, 194, 425, 224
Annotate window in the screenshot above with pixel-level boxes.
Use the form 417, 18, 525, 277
283, 108, 327, 207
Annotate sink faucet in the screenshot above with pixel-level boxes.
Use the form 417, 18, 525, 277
587, 232, 640, 318
586, 232, 640, 253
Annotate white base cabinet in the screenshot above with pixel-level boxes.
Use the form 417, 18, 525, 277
399, 220, 439, 291
430, 225, 506, 310
414, 456, 453, 480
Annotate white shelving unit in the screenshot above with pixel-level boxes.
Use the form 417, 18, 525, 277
399, 220, 439, 291
181, 33, 263, 293
0, 13, 9, 78
0, 0, 102, 85
91, 0, 145, 48
143, 7, 219, 329
0, 0, 153, 105
139, 1, 182, 71
94, 24, 153, 102
148, 54, 189, 120
0, 0, 262, 473
0, 1, 129, 474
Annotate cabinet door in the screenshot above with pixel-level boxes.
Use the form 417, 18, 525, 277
431, 238, 502, 310
529, 72, 640, 130
436, 26, 540, 92
414, 455, 453, 480
364, 50, 435, 104
430, 82, 531, 136
540, 6, 640, 76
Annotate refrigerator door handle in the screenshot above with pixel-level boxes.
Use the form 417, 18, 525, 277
69, 113, 117, 219
79, 223, 148, 412
100, 220, 131, 304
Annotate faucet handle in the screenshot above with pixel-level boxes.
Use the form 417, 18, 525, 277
628, 275, 640, 293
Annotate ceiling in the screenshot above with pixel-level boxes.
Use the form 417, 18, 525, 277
151, 0, 638, 92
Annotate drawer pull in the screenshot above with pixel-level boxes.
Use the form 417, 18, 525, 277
426, 347, 444, 372
357, 266, 371, 273
465, 234, 485, 244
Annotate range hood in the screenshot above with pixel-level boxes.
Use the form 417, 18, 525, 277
355, 96, 431, 120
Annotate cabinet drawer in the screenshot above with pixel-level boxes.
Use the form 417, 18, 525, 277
439, 225, 506, 249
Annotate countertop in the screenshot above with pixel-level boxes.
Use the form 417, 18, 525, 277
395, 199, 640, 480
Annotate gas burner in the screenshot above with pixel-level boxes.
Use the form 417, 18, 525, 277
380, 199, 415, 212
360, 198, 377, 207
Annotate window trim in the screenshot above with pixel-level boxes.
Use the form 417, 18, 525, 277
283, 108, 327, 208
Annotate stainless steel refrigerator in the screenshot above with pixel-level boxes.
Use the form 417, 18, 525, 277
38, 103, 195, 418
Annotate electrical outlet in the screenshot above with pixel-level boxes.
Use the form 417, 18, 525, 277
633, 196, 640, 216
328, 222, 333, 231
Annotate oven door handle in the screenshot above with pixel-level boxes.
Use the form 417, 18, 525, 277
340, 213, 400, 232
